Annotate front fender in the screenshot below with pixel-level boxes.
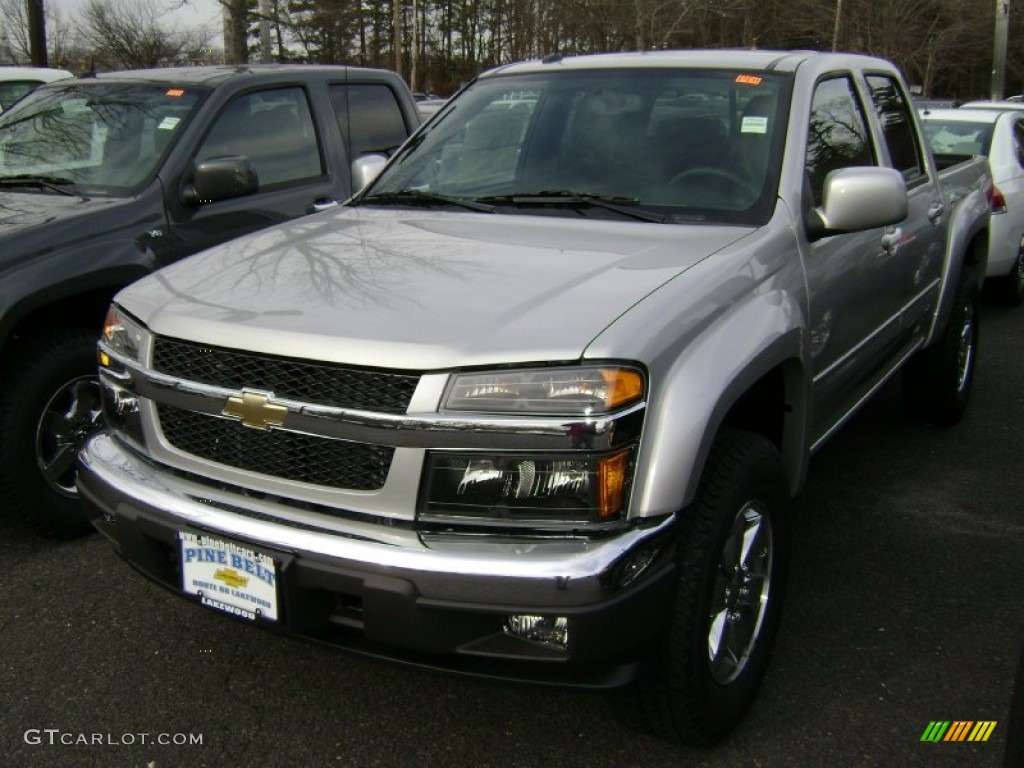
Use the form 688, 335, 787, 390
629, 289, 808, 519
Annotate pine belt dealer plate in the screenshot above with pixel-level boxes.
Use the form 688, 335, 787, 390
179, 532, 279, 622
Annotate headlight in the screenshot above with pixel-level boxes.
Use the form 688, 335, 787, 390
443, 366, 644, 415
100, 304, 150, 365
420, 448, 633, 526
98, 304, 151, 447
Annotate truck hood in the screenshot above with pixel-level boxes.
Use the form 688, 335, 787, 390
123, 208, 751, 370
0, 189, 131, 269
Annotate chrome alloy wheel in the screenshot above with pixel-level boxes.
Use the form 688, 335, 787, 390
707, 501, 774, 685
956, 298, 977, 395
35, 375, 103, 497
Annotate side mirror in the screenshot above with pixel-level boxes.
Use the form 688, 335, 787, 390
351, 154, 388, 193
806, 167, 909, 241
181, 155, 258, 206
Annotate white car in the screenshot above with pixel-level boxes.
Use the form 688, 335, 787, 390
920, 107, 1024, 304
0, 66, 73, 113
960, 99, 1024, 112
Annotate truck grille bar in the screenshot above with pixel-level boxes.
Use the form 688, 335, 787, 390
157, 404, 393, 490
152, 336, 420, 414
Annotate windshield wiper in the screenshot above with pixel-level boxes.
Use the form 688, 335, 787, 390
0, 174, 77, 196
358, 189, 495, 213
478, 190, 666, 223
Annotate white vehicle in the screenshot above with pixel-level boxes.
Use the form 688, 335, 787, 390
0, 66, 72, 112
959, 99, 1024, 112
920, 107, 1024, 304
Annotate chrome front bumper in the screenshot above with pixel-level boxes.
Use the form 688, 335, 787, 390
78, 432, 677, 684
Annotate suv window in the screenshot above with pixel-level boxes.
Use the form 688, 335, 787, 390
329, 84, 409, 160
0, 80, 45, 111
363, 69, 790, 226
1013, 118, 1024, 167
0, 82, 205, 192
865, 74, 925, 181
806, 76, 875, 206
196, 87, 323, 188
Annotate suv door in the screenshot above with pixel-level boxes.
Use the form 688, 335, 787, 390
803, 75, 915, 445
863, 73, 945, 335
165, 85, 335, 259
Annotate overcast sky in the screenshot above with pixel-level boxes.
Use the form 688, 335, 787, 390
53, 0, 225, 43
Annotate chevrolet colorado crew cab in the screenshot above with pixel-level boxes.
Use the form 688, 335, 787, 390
0, 64, 420, 536
79, 50, 991, 743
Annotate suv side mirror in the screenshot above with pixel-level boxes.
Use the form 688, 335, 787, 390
806, 167, 908, 241
351, 154, 388, 193
181, 155, 258, 206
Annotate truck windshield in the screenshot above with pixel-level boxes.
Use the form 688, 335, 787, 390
363, 68, 791, 225
0, 81, 206, 194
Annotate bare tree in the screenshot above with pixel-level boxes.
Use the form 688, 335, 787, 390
81, 0, 213, 69
0, 0, 75, 66
149, 0, 1023, 98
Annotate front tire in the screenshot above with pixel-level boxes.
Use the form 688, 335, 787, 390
0, 329, 102, 538
628, 430, 790, 744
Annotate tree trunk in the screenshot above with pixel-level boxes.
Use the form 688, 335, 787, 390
222, 0, 248, 64
393, 0, 402, 79
27, 0, 48, 66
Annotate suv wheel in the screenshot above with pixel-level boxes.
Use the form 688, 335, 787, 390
0, 329, 101, 538
626, 429, 790, 744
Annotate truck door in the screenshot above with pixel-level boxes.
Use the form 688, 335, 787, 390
802, 75, 913, 443
164, 85, 338, 258
863, 73, 946, 338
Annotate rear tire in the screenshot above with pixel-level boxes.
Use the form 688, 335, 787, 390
0, 329, 102, 538
626, 430, 790, 744
902, 264, 979, 426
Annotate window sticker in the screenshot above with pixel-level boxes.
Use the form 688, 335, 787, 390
158, 116, 181, 130
736, 74, 764, 86
165, 88, 185, 97
741, 116, 769, 134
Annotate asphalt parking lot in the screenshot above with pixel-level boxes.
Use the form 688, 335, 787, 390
2, 301, 1021, 768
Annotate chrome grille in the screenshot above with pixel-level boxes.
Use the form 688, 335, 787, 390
157, 404, 392, 490
152, 337, 419, 414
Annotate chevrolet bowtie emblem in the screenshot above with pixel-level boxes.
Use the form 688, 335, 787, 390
222, 391, 287, 430
213, 568, 249, 589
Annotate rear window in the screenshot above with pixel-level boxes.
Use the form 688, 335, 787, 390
922, 120, 994, 157
866, 74, 926, 180
329, 83, 411, 160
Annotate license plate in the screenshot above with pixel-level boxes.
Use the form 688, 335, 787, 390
179, 532, 278, 622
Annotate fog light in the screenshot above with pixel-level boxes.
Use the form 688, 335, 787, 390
504, 614, 569, 651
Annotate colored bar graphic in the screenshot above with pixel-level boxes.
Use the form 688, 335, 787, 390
944, 721, 972, 741
921, 720, 997, 742
921, 721, 950, 742
968, 722, 997, 742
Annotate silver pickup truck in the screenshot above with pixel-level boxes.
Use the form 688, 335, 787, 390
78, 50, 991, 744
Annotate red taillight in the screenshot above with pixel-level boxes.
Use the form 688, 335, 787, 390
991, 184, 1008, 213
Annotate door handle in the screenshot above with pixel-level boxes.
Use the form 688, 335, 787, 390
308, 198, 340, 214
927, 201, 944, 225
881, 227, 902, 254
